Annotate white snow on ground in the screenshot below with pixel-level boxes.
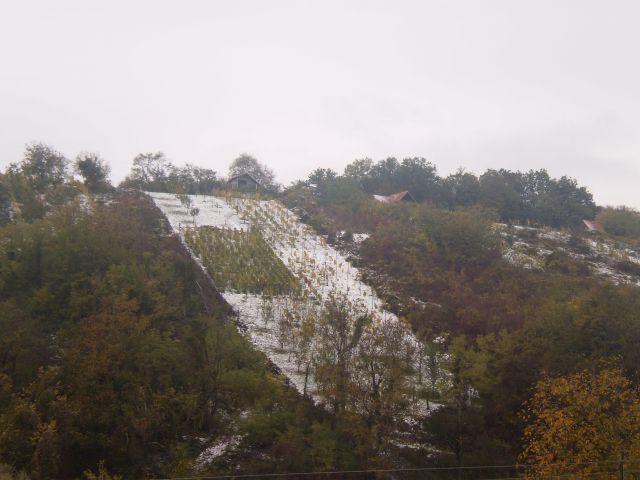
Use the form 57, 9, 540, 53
147, 192, 249, 232
338, 231, 370, 244
147, 192, 434, 416
223, 292, 319, 398
194, 435, 241, 470
225, 198, 436, 418
228, 198, 401, 323
147, 192, 325, 396
538, 230, 571, 243
496, 222, 640, 285
353, 233, 370, 243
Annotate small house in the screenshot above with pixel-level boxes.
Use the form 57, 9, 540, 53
373, 191, 416, 203
582, 219, 605, 233
227, 173, 260, 191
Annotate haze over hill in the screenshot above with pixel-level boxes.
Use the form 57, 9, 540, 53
2, 0, 640, 208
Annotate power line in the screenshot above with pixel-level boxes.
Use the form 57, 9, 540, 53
483, 473, 620, 480
152, 459, 633, 480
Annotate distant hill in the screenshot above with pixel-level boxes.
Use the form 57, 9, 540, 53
2, 145, 640, 479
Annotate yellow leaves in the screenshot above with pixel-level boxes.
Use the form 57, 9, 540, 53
82, 462, 122, 480
519, 367, 640, 478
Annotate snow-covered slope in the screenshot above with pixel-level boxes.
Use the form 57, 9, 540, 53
147, 192, 433, 415
227, 197, 396, 320
498, 223, 640, 285
149, 192, 249, 231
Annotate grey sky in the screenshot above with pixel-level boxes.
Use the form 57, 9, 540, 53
1, 0, 639, 208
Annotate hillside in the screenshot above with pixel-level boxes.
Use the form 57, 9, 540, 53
500, 223, 640, 285
281, 177, 640, 470
2, 147, 640, 479
0, 191, 391, 479
148, 186, 640, 472
148, 192, 437, 450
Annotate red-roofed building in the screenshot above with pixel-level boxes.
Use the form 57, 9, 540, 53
583, 219, 605, 233
373, 191, 416, 203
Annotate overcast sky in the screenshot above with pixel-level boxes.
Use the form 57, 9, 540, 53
1, 0, 639, 208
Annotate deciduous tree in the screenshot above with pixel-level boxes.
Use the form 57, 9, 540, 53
20, 143, 68, 193
74, 153, 111, 193
519, 367, 640, 479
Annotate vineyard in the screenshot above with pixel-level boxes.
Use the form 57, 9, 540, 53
148, 191, 444, 427
185, 226, 300, 295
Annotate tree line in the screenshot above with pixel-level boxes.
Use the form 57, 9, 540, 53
120, 152, 277, 193
1, 143, 600, 231
307, 157, 597, 228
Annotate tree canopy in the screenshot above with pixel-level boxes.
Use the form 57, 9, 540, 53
310, 158, 597, 229
597, 206, 640, 240
520, 367, 640, 478
120, 152, 220, 193
19, 143, 68, 193
74, 152, 112, 193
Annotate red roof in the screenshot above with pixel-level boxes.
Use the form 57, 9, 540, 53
583, 220, 605, 233
373, 191, 415, 203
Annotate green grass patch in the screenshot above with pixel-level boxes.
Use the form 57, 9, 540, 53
185, 226, 300, 295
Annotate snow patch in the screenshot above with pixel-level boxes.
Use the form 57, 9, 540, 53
147, 192, 249, 232
148, 192, 441, 417
222, 292, 319, 398
194, 435, 241, 470
353, 233, 370, 243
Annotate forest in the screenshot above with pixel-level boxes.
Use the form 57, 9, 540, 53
1, 144, 640, 479
285, 161, 640, 474
0, 146, 400, 479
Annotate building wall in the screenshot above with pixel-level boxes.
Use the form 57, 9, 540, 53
228, 174, 259, 191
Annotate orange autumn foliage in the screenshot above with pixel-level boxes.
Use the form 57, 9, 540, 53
519, 367, 640, 479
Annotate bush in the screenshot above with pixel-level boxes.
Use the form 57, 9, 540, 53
597, 207, 640, 239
